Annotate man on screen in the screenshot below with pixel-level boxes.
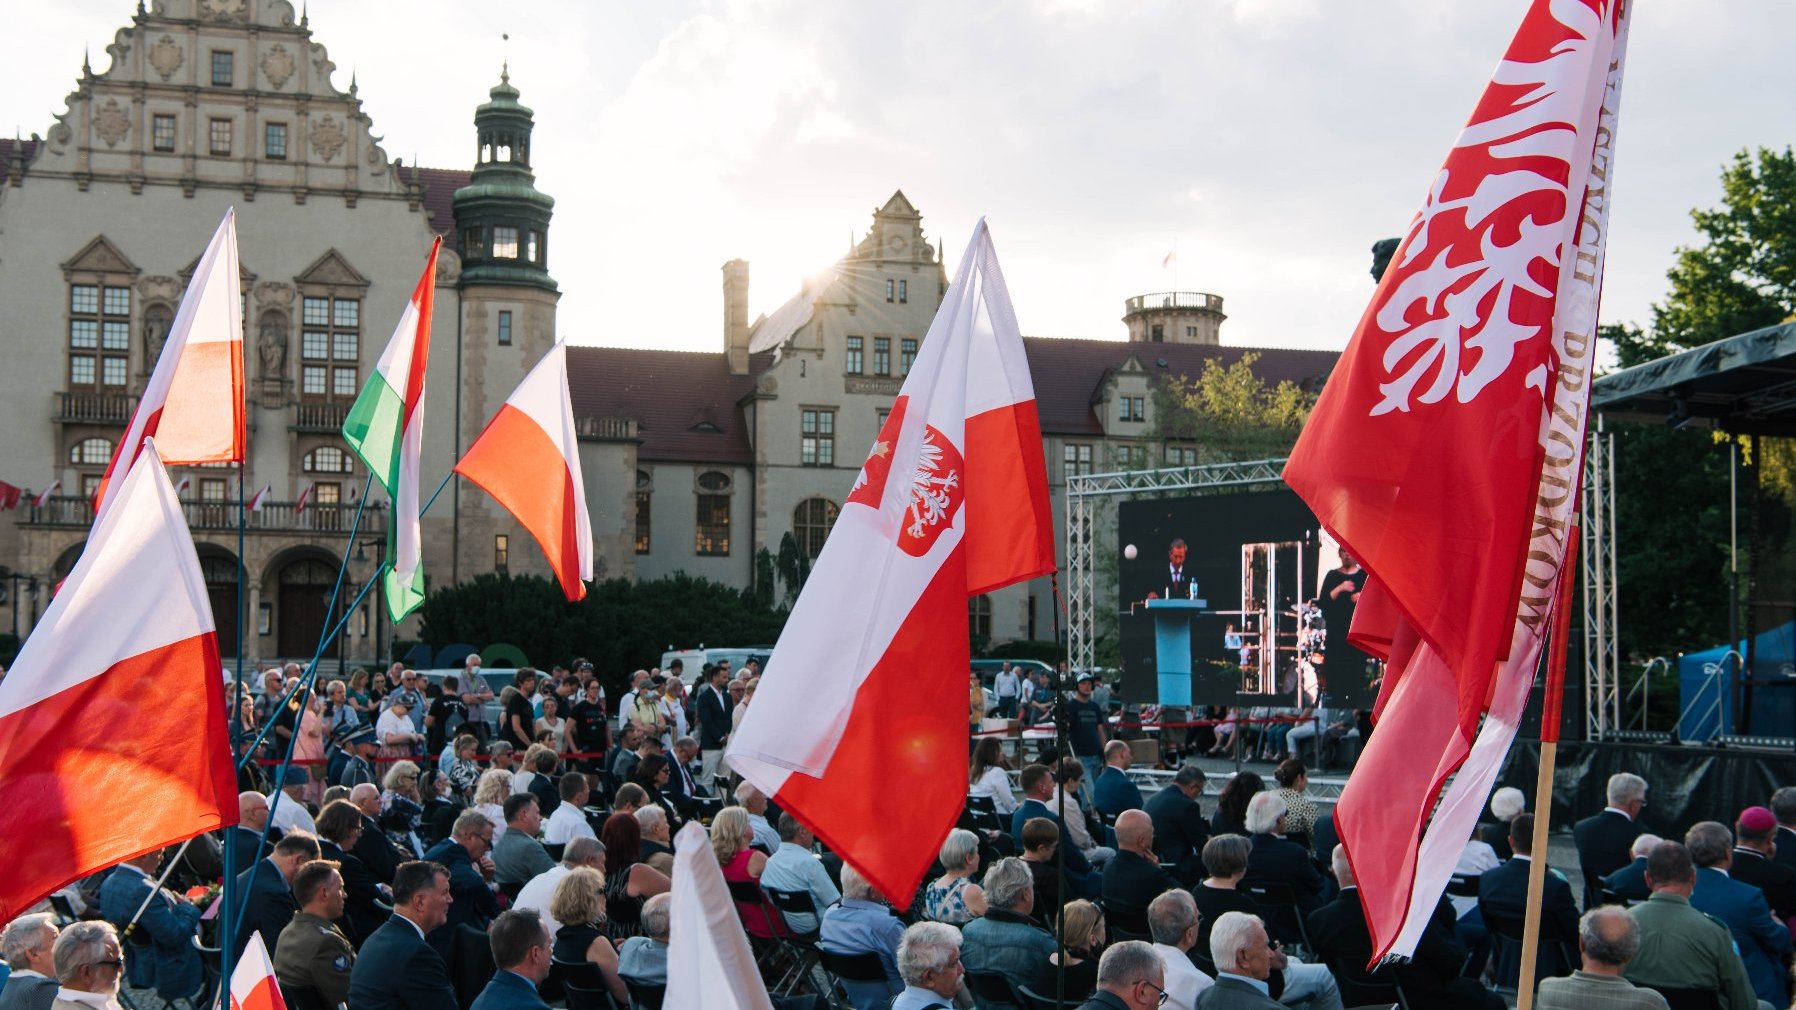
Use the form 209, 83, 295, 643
1128, 538, 1198, 609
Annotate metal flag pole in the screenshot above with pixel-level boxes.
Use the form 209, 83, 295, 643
119, 837, 195, 943
219, 456, 248, 995
1515, 532, 1579, 1010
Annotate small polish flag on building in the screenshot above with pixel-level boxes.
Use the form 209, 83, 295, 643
33, 481, 60, 509
248, 484, 271, 512
294, 483, 314, 514
229, 931, 288, 1010
1161, 248, 1176, 269
0, 481, 21, 511
173, 477, 191, 496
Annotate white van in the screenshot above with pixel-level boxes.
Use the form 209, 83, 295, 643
657, 646, 773, 685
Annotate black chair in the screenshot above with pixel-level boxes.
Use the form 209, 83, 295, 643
725, 879, 804, 993
281, 987, 333, 1010
48, 894, 79, 925
188, 934, 223, 1010
553, 958, 614, 1010
1321, 952, 1411, 1010
545, 842, 566, 862
1444, 874, 1480, 899
1642, 987, 1723, 1010
763, 887, 828, 992
447, 922, 497, 1010
1014, 982, 1082, 1010
1241, 881, 1313, 953
965, 969, 1021, 1010
1105, 904, 1151, 938
1482, 907, 1575, 990
817, 947, 892, 1009
621, 975, 665, 1010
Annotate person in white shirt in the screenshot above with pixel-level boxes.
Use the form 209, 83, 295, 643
512, 837, 604, 939
615, 671, 649, 732
992, 664, 1022, 719
1147, 890, 1214, 1009
544, 773, 598, 845
760, 813, 841, 935
655, 680, 689, 750
969, 738, 1018, 816
47, 921, 124, 1010
513, 744, 547, 795
267, 768, 318, 836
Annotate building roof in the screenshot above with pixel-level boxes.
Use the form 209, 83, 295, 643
396, 165, 472, 245
566, 346, 767, 465
0, 138, 40, 186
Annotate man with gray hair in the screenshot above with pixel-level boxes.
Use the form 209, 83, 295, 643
1536, 906, 1669, 1010
49, 921, 124, 1010
1145, 764, 1210, 885
892, 921, 965, 1010
760, 811, 840, 936
1685, 821, 1791, 1008
1200, 912, 1280, 1009
1147, 890, 1214, 1009
513, 836, 605, 939
617, 894, 672, 987
1079, 940, 1165, 1010
0, 915, 59, 1010
1241, 791, 1325, 943
734, 781, 781, 854
1602, 832, 1664, 903
1575, 772, 1648, 905
1770, 787, 1796, 872
635, 805, 673, 861
963, 857, 1056, 991
819, 864, 906, 995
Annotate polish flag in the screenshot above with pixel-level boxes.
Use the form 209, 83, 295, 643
174, 477, 192, 496
294, 483, 313, 514
92, 209, 244, 516
33, 481, 61, 509
248, 484, 271, 512
1282, 0, 1630, 962
0, 438, 236, 920
666, 820, 773, 1010
454, 341, 592, 601
230, 932, 288, 1010
1161, 248, 1176, 269
728, 221, 1055, 901
0, 481, 20, 511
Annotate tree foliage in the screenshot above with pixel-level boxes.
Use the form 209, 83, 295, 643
1150, 353, 1318, 462
1651, 147, 1796, 352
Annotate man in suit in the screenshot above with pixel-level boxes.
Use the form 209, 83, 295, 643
1011, 763, 1101, 900
1600, 834, 1662, 904
1686, 820, 1792, 1008
469, 910, 554, 1010
229, 790, 286, 879
494, 795, 556, 887
1095, 741, 1146, 819
1771, 787, 1796, 872
1537, 906, 1673, 1010
1239, 792, 1326, 945
96, 850, 204, 1002
1309, 845, 1504, 1010
350, 783, 406, 884
663, 737, 704, 811
524, 749, 560, 818
694, 665, 734, 790
347, 861, 459, 1010
1104, 811, 1181, 927
422, 808, 502, 954
1574, 773, 1647, 907
1478, 814, 1580, 984
1625, 841, 1758, 1010
1078, 940, 1166, 1010
232, 832, 321, 962
0, 914, 60, 1010
1197, 912, 1281, 1010
273, 861, 356, 1008
1731, 806, 1796, 927
314, 799, 391, 945
1145, 765, 1210, 885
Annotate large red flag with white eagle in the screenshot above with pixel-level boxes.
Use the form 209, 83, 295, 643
728, 221, 1055, 901
1284, 0, 1630, 962
0, 438, 236, 921
92, 209, 244, 517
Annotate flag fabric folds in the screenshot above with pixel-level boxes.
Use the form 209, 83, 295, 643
453, 341, 593, 601
0, 438, 236, 921
33, 481, 60, 509
93, 209, 244, 516
728, 220, 1055, 902
293, 483, 313, 514
248, 484, 271, 512
344, 237, 441, 622
666, 820, 774, 1010
1282, 0, 1630, 962
0, 481, 23, 510
229, 932, 288, 1010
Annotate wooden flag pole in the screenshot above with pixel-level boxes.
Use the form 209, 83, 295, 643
1516, 531, 1578, 1010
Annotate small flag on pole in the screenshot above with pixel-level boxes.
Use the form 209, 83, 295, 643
173, 477, 192, 496
229, 931, 288, 1010
248, 484, 271, 512
33, 481, 60, 509
0, 481, 21, 511
294, 483, 313, 514
1161, 248, 1176, 269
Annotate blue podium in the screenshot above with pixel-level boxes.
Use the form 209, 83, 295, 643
1146, 598, 1207, 707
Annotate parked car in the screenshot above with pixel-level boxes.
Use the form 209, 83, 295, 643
656, 647, 774, 686
968, 658, 1055, 687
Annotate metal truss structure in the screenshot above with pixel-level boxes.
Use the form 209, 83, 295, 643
1582, 422, 1626, 740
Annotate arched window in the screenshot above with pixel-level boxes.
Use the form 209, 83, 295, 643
70, 437, 113, 465
792, 498, 839, 560
969, 594, 993, 641
304, 446, 354, 473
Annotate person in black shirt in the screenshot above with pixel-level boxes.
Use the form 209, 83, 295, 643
501, 673, 539, 751
1318, 551, 1371, 702
424, 675, 467, 758
569, 680, 610, 767
1066, 674, 1107, 805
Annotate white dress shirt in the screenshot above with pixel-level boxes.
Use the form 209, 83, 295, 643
1153, 942, 1215, 1010
513, 864, 572, 937
544, 803, 596, 845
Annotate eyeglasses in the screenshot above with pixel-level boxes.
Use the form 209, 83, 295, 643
1140, 981, 1169, 1006
90, 959, 124, 972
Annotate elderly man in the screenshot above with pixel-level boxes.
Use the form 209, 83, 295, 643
469, 910, 553, 1010
233, 832, 321, 961
1104, 810, 1181, 927
457, 655, 495, 743
1095, 740, 1145, 818
1625, 841, 1758, 1010
820, 864, 907, 995
1078, 941, 1167, 1010
1602, 833, 1664, 904
1146, 765, 1210, 885
48, 921, 125, 1010
0, 915, 59, 1010
347, 861, 459, 1010
734, 782, 782, 854
1574, 772, 1648, 906
1536, 906, 1670, 1010
890, 922, 966, 1010
494, 795, 557, 887
664, 736, 704, 805
1240, 792, 1326, 944
1198, 913, 1281, 1010
273, 860, 356, 1008
1730, 806, 1796, 925
1686, 820, 1791, 1008
761, 812, 841, 936
962, 857, 1056, 992
617, 893, 672, 987
514, 836, 604, 938
98, 849, 203, 1001
422, 810, 502, 952
636, 806, 674, 861
615, 671, 650, 733
231, 791, 282, 877
1148, 890, 1215, 1009
267, 767, 318, 836
349, 783, 406, 884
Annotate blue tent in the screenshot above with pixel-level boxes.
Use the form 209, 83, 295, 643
1677, 620, 1796, 741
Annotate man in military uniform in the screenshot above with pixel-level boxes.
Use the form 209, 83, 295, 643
274, 861, 355, 1008
334, 725, 380, 789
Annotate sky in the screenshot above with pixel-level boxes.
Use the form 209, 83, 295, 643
5, 0, 1794, 355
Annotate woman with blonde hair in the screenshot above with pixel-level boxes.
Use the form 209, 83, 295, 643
714, 807, 786, 938
474, 768, 514, 842
549, 867, 629, 1004
515, 743, 550, 794
1036, 899, 1105, 998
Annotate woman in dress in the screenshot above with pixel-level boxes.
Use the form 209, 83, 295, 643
379, 760, 426, 858
535, 695, 572, 755
713, 806, 787, 939
923, 829, 988, 925
968, 737, 1017, 816
293, 689, 327, 805
474, 768, 514, 843
346, 668, 372, 719
598, 812, 671, 943
548, 867, 630, 1005
1036, 899, 1105, 999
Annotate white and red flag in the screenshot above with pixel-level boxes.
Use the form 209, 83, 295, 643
248, 483, 271, 512
294, 483, 313, 514
0, 481, 20, 511
229, 931, 288, 1010
173, 476, 191, 496
453, 340, 592, 601
728, 221, 1055, 901
1283, 0, 1630, 962
666, 820, 773, 1010
0, 438, 236, 920
92, 209, 244, 516
33, 481, 61, 509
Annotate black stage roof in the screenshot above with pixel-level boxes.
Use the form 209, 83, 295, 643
1593, 321, 1796, 434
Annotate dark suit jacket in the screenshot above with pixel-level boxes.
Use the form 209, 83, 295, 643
1310, 812, 1339, 866
1194, 975, 1281, 1010
233, 858, 299, 962
1144, 786, 1210, 884
1241, 833, 1326, 941
527, 773, 560, 817
1601, 856, 1651, 902
469, 969, 551, 1010
1691, 864, 1793, 1006
1011, 798, 1101, 900
1776, 826, 1796, 872
0, 974, 57, 1010
346, 916, 458, 1010
97, 868, 204, 999
1573, 809, 1641, 900
1477, 857, 1579, 980
354, 813, 406, 884
1100, 850, 1179, 917
1093, 767, 1144, 818
421, 838, 501, 954
227, 826, 282, 879
319, 839, 389, 944
1308, 887, 1494, 1009
695, 685, 733, 749
1730, 847, 1796, 920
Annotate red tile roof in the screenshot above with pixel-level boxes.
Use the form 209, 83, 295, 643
396, 165, 471, 245
0, 138, 40, 185
565, 346, 767, 464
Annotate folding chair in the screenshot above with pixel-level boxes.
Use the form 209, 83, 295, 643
1240, 881, 1313, 955
817, 949, 894, 1010
621, 976, 665, 1010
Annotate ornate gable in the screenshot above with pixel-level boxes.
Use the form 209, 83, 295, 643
61, 235, 138, 278
294, 249, 369, 289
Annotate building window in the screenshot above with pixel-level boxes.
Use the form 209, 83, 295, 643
801, 408, 835, 467
492, 226, 519, 259
497, 310, 512, 346
208, 118, 232, 156
68, 282, 129, 390
152, 114, 176, 152
200, 478, 228, 501
303, 446, 355, 474
495, 534, 509, 571
877, 407, 890, 429
1167, 446, 1199, 466
1119, 396, 1145, 422
210, 50, 234, 87
898, 279, 908, 304
1113, 444, 1148, 469
635, 494, 651, 554
264, 122, 287, 160
695, 481, 731, 556
901, 338, 917, 376
1063, 442, 1093, 479
845, 336, 863, 375
527, 232, 541, 263
885, 279, 895, 303
969, 594, 992, 641
463, 227, 485, 259
873, 338, 891, 376
313, 482, 341, 506
300, 296, 360, 399
1150, 324, 1165, 343
1186, 326, 1198, 339
792, 498, 840, 560
70, 437, 113, 465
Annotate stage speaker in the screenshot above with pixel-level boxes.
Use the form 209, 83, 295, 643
1517, 651, 1583, 740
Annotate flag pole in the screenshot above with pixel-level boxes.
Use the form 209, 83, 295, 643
1049, 572, 1068, 1008
1515, 531, 1578, 1010
220, 456, 247, 996
119, 836, 195, 943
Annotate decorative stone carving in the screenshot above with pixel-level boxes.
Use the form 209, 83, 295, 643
756, 373, 778, 394
143, 304, 173, 365
845, 376, 903, 396
257, 310, 289, 375
93, 98, 130, 147
149, 35, 183, 81
198, 0, 248, 21
261, 44, 295, 90
137, 275, 181, 304
310, 114, 345, 162
253, 280, 294, 308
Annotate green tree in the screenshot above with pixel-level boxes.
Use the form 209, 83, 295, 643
1651, 147, 1796, 352
1150, 353, 1317, 462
